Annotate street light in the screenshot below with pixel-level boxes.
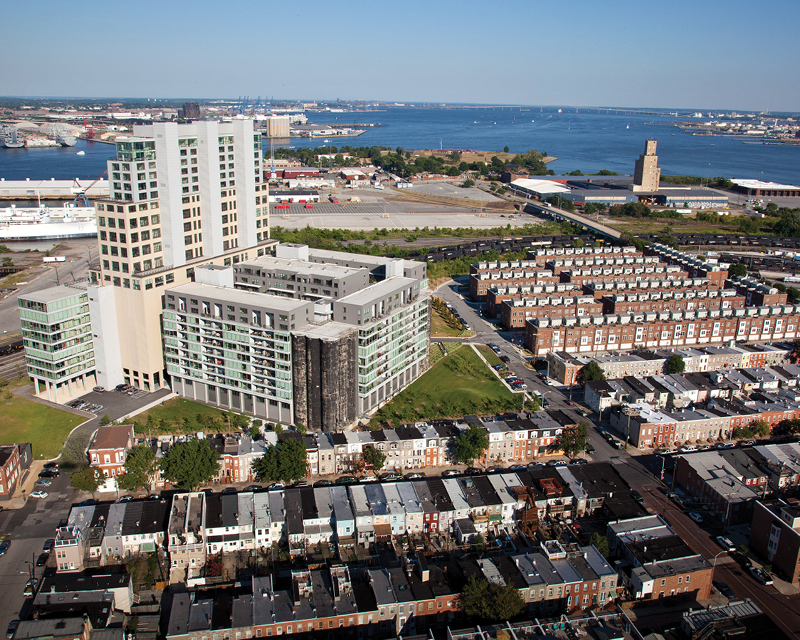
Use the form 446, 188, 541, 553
712, 550, 727, 604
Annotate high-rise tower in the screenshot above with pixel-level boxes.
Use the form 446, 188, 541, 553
632, 140, 661, 192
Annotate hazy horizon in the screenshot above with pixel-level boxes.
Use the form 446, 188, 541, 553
2, 0, 798, 112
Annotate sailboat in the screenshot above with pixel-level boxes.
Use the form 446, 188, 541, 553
626, 124, 630, 129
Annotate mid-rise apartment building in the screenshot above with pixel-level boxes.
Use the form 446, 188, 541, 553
163, 244, 429, 430
18, 284, 95, 402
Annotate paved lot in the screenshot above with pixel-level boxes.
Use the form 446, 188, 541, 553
0, 470, 81, 632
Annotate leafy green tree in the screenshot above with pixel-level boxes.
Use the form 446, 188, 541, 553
503, 146, 509, 153
454, 424, 489, 466
462, 179, 475, 188
559, 421, 591, 458
460, 573, 524, 620
581, 361, 606, 383
100, 414, 113, 426
362, 446, 386, 474
789, 287, 800, 303
573, 238, 585, 248
60, 431, 92, 469
249, 424, 261, 440
592, 532, 610, 558
472, 533, 486, 552
71, 466, 105, 496
665, 354, 686, 374
728, 262, 747, 278
737, 217, 760, 235
118, 443, 159, 494
753, 420, 771, 437
253, 438, 308, 483
161, 439, 220, 490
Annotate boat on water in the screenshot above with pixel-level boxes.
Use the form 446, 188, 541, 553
56, 133, 77, 147
76, 150, 85, 155
25, 137, 59, 148
0, 204, 97, 241
0, 126, 24, 148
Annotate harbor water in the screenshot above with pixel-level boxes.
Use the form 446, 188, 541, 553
0, 108, 798, 184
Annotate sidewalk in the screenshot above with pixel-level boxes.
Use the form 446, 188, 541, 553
4, 459, 48, 510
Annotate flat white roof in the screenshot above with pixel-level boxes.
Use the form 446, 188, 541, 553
732, 179, 800, 190
167, 282, 309, 312
510, 178, 570, 195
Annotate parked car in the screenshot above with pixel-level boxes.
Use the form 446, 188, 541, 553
465, 467, 482, 475
569, 458, 588, 465
23, 579, 38, 596
116, 495, 133, 503
0, 540, 10, 556
359, 476, 377, 483
6, 620, 18, 639
716, 442, 735, 450
36, 553, 49, 567
404, 472, 424, 479
714, 582, 736, 599
749, 566, 774, 585
510, 465, 527, 471
43, 539, 55, 552
740, 440, 756, 447
92, 386, 105, 393
43, 462, 58, 469
631, 490, 645, 505
336, 476, 357, 485
441, 469, 461, 477
499, 355, 510, 363
688, 512, 704, 523
34, 479, 51, 488
379, 472, 402, 482
715, 536, 736, 552
221, 487, 237, 495
493, 364, 504, 371
585, 445, 596, 454
313, 480, 332, 488
30, 491, 48, 499
39, 469, 59, 478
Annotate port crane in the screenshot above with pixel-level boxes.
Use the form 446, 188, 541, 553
82, 117, 94, 139
72, 170, 108, 207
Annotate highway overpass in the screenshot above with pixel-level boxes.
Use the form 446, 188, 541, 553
524, 202, 622, 240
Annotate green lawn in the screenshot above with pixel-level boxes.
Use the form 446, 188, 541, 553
0, 378, 84, 459
475, 344, 505, 368
129, 397, 238, 435
370, 345, 520, 428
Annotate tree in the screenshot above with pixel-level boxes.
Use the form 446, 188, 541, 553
728, 262, 747, 278
753, 420, 771, 438
253, 438, 308, 483
118, 443, 159, 494
2, 257, 12, 267
737, 217, 760, 235
592, 532, 610, 558
100, 414, 113, 426
161, 438, 220, 490
454, 424, 489, 466
71, 466, 105, 496
581, 361, 606, 383
559, 421, 590, 458
573, 238, 585, 248
503, 146, 509, 153
460, 573, 524, 621
60, 431, 92, 468
665, 354, 686, 374
789, 287, 800, 303
362, 446, 386, 474
472, 533, 486, 552
249, 423, 261, 440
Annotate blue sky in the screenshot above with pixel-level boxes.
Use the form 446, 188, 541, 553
2, 0, 798, 111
